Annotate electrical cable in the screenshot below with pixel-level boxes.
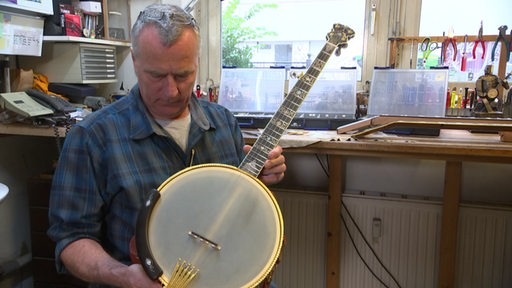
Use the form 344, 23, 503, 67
340, 204, 391, 288
314, 153, 401, 287
314, 153, 329, 177
52, 113, 72, 156
53, 123, 61, 155
340, 199, 403, 288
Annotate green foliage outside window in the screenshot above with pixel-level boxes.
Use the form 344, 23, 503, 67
221, 0, 278, 68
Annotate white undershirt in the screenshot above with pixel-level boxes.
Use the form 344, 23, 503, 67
155, 114, 191, 151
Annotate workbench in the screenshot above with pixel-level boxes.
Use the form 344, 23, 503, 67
2, 121, 512, 287
243, 123, 512, 288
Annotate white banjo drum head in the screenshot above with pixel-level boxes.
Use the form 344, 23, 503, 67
144, 164, 283, 288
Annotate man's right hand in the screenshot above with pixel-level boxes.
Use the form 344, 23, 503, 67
60, 238, 161, 288
123, 264, 162, 288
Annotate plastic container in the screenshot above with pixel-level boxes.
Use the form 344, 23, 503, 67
218, 68, 286, 113
367, 69, 449, 117
288, 68, 357, 115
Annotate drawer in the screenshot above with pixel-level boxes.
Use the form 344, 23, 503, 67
19, 42, 118, 84
80, 44, 117, 81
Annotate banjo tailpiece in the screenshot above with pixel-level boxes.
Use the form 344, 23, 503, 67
159, 259, 199, 288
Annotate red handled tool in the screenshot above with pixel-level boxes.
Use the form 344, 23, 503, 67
461, 34, 468, 71
208, 87, 214, 102
195, 84, 201, 98
442, 27, 457, 64
473, 21, 485, 59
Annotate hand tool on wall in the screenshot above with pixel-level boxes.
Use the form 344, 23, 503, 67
491, 25, 510, 62
409, 39, 414, 68
461, 35, 468, 71
442, 27, 457, 64
440, 31, 445, 64
473, 21, 485, 60
420, 37, 439, 68
195, 84, 201, 98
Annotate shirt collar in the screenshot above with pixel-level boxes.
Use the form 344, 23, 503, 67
128, 85, 213, 140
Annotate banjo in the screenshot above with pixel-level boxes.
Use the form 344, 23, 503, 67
134, 23, 354, 288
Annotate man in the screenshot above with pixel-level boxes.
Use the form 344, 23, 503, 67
48, 4, 286, 287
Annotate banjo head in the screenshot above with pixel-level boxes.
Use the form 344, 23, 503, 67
140, 164, 284, 288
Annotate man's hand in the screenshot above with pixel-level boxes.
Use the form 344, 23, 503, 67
244, 145, 286, 185
60, 238, 161, 288
123, 264, 162, 288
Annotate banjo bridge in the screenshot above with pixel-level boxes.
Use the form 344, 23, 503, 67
188, 231, 222, 251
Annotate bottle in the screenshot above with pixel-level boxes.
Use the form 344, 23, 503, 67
450, 87, 457, 108
446, 88, 451, 109
463, 87, 469, 109
458, 88, 463, 108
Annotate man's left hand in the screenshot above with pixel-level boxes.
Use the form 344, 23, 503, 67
244, 145, 286, 185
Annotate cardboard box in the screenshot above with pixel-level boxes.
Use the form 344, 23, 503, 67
78, 1, 102, 14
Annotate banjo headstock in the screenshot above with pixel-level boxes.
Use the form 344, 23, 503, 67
327, 23, 355, 56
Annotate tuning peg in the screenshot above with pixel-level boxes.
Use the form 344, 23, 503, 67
335, 46, 342, 56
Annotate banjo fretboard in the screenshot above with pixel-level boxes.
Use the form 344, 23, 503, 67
239, 23, 355, 177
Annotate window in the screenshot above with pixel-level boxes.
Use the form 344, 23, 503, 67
221, 0, 366, 79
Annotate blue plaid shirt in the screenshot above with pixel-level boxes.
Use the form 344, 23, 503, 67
48, 84, 245, 273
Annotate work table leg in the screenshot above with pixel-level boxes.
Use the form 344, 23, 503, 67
326, 155, 344, 288
439, 161, 462, 288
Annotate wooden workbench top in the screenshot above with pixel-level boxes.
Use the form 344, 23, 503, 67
243, 128, 512, 163
1, 122, 511, 163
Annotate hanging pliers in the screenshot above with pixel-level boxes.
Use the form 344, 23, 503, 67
442, 28, 457, 63
491, 25, 510, 62
473, 21, 485, 59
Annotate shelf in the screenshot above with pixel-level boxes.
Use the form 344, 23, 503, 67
43, 35, 131, 48
0, 123, 67, 137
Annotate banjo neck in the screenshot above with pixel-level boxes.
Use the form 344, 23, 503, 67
239, 23, 355, 177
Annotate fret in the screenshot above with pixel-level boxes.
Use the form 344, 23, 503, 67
259, 137, 279, 149
262, 133, 282, 146
309, 61, 326, 72
247, 156, 265, 168
275, 113, 293, 123
288, 91, 307, 103
258, 133, 279, 147
238, 23, 354, 176
269, 128, 283, 139
279, 106, 295, 116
